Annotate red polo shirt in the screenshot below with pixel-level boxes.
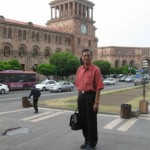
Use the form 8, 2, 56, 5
75, 64, 104, 92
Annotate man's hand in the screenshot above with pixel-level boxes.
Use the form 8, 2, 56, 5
93, 103, 99, 112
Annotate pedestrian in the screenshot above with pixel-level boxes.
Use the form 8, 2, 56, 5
28, 85, 41, 113
75, 49, 104, 150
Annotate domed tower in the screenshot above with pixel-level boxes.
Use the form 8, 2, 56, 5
46, 0, 98, 59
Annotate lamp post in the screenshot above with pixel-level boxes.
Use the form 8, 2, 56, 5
128, 66, 132, 75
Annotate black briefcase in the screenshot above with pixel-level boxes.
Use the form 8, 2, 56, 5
69, 109, 82, 130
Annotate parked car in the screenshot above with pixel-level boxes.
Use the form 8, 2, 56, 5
125, 75, 136, 82
0, 83, 9, 94
103, 78, 116, 85
134, 78, 149, 86
49, 81, 74, 92
35, 80, 57, 91
119, 75, 127, 82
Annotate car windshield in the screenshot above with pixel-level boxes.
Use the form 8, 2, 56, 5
55, 82, 64, 86
40, 80, 49, 84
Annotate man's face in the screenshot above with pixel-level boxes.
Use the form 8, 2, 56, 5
82, 51, 92, 65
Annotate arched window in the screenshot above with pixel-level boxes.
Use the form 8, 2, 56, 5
4, 46, 10, 57
45, 49, 50, 58
122, 60, 127, 66
115, 60, 120, 68
130, 60, 134, 66
32, 48, 38, 58
19, 47, 25, 57
55, 48, 62, 52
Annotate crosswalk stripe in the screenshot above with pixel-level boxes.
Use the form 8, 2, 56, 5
21, 111, 54, 121
117, 118, 138, 131
0, 108, 32, 115
30, 111, 64, 122
103, 117, 123, 129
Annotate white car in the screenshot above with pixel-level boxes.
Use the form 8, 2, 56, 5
0, 83, 9, 94
49, 81, 74, 92
103, 78, 116, 85
35, 80, 57, 91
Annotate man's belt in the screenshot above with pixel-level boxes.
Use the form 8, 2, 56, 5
79, 91, 96, 94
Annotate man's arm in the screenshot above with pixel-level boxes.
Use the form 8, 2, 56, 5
28, 90, 33, 98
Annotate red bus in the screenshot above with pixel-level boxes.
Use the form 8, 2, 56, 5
0, 70, 36, 90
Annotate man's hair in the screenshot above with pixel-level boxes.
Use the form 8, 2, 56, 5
82, 49, 92, 56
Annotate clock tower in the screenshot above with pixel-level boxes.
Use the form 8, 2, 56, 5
47, 0, 98, 59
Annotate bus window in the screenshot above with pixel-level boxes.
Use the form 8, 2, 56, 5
28, 74, 36, 82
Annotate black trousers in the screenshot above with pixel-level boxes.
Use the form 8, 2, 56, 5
33, 98, 38, 113
77, 92, 98, 147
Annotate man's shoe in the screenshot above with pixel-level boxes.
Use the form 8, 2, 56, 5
80, 143, 87, 149
86, 145, 96, 150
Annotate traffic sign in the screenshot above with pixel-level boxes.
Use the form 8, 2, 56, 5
142, 60, 148, 68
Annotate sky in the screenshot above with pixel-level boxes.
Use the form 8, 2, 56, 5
0, 0, 150, 47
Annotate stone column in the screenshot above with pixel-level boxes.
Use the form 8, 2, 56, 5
73, 1, 75, 15
76, 3, 79, 15
59, 5, 61, 18
91, 8, 93, 20
87, 7, 89, 19
51, 7, 53, 19
81, 4, 84, 17
68, 2, 70, 16
55, 6, 57, 18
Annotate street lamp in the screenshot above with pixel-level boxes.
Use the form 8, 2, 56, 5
128, 66, 132, 75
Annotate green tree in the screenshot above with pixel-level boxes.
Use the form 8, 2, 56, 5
93, 60, 111, 75
49, 51, 80, 78
8, 60, 21, 70
36, 63, 57, 78
0, 62, 11, 71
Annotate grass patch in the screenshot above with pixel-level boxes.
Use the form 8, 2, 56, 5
39, 85, 150, 114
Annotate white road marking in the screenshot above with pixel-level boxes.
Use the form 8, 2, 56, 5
103, 117, 123, 129
0, 108, 32, 115
118, 118, 138, 131
30, 111, 64, 122
21, 111, 53, 121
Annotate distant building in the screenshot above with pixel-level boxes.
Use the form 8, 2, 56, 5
98, 46, 150, 71
0, 0, 98, 70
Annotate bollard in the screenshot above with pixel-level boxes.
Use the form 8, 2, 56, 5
120, 104, 132, 119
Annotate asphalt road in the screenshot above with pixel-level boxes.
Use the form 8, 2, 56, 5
0, 81, 134, 104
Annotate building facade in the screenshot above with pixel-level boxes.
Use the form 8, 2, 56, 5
98, 46, 150, 71
0, 0, 97, 71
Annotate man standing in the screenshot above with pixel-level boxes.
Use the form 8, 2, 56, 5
75, 49, 104, 150
29, 85, 41, 113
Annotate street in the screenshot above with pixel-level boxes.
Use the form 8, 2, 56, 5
0, 81, 134, 104
1, 81, 150, 150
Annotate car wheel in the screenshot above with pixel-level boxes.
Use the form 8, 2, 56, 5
58, 88, 62, 92
1, 89, 6, 94
70, 87, 74, 91
42, 87, 46, 91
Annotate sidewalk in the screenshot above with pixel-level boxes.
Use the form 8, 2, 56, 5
0, 109, 150, 150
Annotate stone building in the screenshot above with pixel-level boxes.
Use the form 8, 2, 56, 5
0, 0, 97, 71
98, 46, 150, 71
